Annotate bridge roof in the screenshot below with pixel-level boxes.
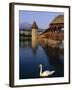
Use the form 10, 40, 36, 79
50, 15, 64, 24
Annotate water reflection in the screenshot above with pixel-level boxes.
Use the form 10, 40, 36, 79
20, 40, 32, 48
19, 40, 64, 79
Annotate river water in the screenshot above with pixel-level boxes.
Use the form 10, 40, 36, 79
19, 40, 64, 79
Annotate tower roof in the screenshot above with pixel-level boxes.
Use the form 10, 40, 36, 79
50, 15, 64, 24
31, 21, 38, 29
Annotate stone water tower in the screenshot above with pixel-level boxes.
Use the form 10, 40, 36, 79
31, 21, 38, 49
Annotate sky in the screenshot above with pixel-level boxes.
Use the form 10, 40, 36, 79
19, 10, 64, 29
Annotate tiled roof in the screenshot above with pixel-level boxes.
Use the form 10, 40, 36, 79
51, 15, 64, 24
31, 21, 38, 29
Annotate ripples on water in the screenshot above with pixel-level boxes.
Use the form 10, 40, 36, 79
19, 40, 64, 79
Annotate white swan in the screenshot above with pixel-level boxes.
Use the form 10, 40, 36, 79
39, 64, 55, 77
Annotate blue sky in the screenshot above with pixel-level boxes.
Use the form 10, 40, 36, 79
19, 10, 64, 29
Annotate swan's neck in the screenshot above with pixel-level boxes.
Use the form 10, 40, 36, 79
40, 65, 42, 75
